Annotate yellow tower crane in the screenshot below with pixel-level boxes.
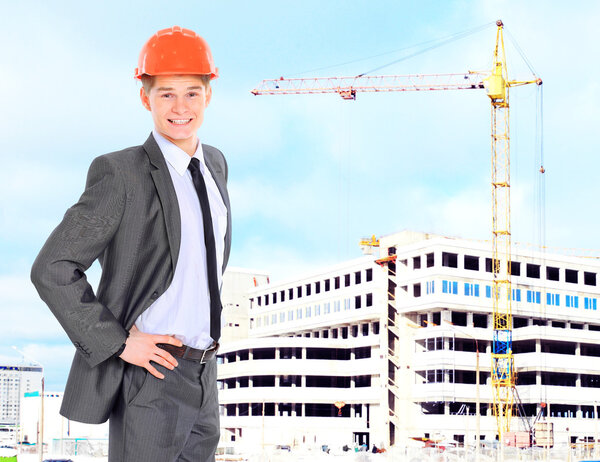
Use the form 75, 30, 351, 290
252, 19, 541, 441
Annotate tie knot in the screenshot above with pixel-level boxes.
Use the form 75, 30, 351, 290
188, 157, 201, 173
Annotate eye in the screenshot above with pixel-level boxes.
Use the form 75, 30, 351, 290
160, 93, 173, 98
187, 92, 199, 97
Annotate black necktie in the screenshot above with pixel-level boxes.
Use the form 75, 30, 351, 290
188, 157, 222, 342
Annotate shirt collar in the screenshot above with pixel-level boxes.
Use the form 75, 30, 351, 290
152, 130, 206, 176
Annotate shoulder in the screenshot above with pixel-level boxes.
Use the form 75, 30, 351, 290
202, 144, 228, 180
87, 144, 149, 179
96, 144, 148, 168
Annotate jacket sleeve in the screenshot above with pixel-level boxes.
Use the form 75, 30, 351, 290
31, 155, 129, 368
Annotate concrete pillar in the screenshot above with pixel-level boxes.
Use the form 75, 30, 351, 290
576, 342, 581, 356
467, 312, 474, 327
441, 309, 451, 323
275, 376, 280, 387
275, 348, 280, 360
536, 338, 541, 353
536, 371, 542, 386
576, 405, 583, 419
444, 402, 450, 416
576, 374, 581, 388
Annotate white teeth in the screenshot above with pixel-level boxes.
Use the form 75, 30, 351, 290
170, 119, 191, 125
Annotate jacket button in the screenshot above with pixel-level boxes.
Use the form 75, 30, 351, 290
152, 291, 159, 299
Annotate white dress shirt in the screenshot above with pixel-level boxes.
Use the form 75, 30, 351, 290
135, 131, 228, 349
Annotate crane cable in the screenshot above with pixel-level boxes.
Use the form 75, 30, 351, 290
358, 21, 496, 77
288, 21, 496, 78
504, 28, 540, 78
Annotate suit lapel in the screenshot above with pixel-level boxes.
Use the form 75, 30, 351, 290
143, 134, 181, 273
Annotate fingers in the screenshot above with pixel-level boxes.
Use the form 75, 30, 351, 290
154, 349, 178, 369
130, 325, 139, 333
146, 363, 165, 380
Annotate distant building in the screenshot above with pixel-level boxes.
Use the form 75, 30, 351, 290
217, 231, 600, 451
0, 359, 42, 445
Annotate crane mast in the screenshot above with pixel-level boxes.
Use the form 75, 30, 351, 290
252, 19, 541, 443
486, 20, 515, 438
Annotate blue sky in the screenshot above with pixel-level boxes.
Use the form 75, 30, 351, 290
1, 0, 598, 390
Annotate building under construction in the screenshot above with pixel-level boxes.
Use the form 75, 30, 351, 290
217, 230, 600, 452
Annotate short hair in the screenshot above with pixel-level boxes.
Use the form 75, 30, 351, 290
141, 74, 212, 94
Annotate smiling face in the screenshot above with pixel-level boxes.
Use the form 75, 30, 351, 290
140, 75, 212, 156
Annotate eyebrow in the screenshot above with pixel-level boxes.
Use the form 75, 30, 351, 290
156, 86, 203, 92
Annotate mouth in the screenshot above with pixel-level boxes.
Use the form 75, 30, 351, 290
168, 118, 193, 125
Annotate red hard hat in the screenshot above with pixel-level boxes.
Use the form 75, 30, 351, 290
135, 26, 218, 80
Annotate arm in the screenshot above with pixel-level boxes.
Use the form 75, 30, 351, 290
31, 155, 129, 368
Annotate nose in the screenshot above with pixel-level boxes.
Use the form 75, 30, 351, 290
172, 96, 187, 114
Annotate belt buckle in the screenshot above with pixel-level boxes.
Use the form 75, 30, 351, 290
201, 342, 219, 364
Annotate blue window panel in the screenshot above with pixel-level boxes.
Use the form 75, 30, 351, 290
556, 294, 560, 306
547, 293, 551, 305
527, 291, 532, 303
574, 296, 579, 308
585, 298, 589, 309
426, 281, 435, 295
594, 299, 597, 310
536, 292, 541, 304
464, 283, 470, 296
566, 296, 571, 308
512, 289, 521, 302
443, 280, 448, 294
474, 284, 480, 297
486, 285, 492, 298
452, 281, 458, 295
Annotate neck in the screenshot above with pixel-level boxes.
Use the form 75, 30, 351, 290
162, 134, 198, 157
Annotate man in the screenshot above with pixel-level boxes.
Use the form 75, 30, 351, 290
31, 26, 231, 462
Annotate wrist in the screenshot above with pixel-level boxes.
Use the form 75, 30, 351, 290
114, 330, 130, 358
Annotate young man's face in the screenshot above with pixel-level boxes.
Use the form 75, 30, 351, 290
140, 75, 212, 155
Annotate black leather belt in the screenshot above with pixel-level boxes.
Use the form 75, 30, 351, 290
158, 342, 219, 363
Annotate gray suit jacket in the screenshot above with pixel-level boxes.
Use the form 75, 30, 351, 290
31, 134, 232, 423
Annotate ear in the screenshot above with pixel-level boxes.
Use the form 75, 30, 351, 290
205, 85, 212, 107
140, 87, 152, 111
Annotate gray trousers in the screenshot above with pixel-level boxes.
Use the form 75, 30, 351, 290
109, 357, 220, 462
